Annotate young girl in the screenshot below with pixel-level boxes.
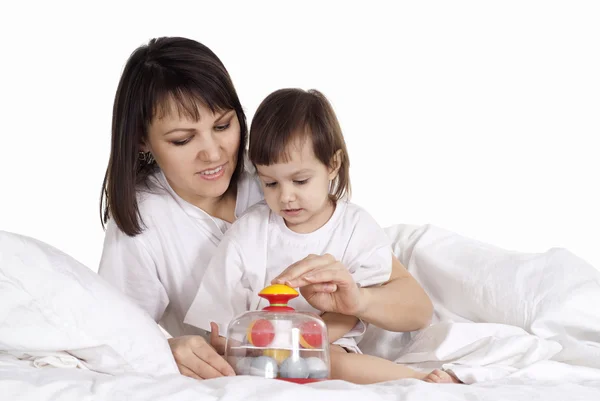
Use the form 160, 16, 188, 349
184, 88, 458, 384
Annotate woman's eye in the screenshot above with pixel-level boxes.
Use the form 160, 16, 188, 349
215, 123, 231, 132
294, 179, 309, 185
172, 138, 191, 146
265, 182, 277, 188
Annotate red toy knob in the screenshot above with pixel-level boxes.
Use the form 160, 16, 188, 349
259, 284, 299, 312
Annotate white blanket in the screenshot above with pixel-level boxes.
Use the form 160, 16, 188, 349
1, 225, 600, 400
356, 224, 600, 384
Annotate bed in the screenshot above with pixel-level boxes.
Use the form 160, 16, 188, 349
1, 224, 600, 400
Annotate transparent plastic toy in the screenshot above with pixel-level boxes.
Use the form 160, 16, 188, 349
224, 284, 330, 383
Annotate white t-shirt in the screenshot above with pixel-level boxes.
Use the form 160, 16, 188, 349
183, 200, 393, 349
97, 167, 264, 338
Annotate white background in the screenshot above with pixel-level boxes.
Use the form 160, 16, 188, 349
1, 1, 598, 272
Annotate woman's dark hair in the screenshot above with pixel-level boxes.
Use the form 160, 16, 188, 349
249, 88, 351, 201
100, 37, 247, 236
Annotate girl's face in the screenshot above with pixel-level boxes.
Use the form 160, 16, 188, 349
145, 99, 241, 209
256, 136, 340, 234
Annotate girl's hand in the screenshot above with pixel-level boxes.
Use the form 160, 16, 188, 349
272, 254, 365, 316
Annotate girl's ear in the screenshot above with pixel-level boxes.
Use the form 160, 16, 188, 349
328, 149, 343, 180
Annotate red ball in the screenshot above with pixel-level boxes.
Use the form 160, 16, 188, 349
299, 321, 323, 348
247, 319, 275, 347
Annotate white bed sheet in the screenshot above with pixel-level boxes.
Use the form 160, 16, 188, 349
2, 224, 600, 400
2, 354, 600, 401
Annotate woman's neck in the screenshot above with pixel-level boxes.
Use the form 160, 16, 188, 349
164, 173, 238, 223
200, 183, 238, 223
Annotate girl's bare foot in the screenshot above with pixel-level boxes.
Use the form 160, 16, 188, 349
423, 369, 462, 384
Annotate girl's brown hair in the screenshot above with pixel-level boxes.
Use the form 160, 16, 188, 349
248, 88, 351, 201
100, 37, 248, 236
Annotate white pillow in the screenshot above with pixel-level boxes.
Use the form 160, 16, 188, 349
0, 230, 179, 376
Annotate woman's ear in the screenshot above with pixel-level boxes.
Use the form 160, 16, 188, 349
328, 149, 343, 180
139, 138, 151, 153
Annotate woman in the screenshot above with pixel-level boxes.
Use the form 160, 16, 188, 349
98, 36, 433, 380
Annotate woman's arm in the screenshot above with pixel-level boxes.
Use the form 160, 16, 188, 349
354, 255, 433, 331
272, 253, 433, 332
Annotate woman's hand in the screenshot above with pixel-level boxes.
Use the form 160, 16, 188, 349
272, 254, 366, 316
168, 334, 235, 380
209, 322, 226, 355
273, 253, 433, 332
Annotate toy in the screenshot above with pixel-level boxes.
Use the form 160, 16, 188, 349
249, 356, 279, 378
235, 357, 253, 374
225, 284, 330, 383
280, 356, 309, 379
305, 357, 328, 379
299, 321, 323, 348
263, 348, 291, 364
246, 319, 275, 347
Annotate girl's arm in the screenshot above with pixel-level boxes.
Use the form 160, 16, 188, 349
320, 312, 359, 343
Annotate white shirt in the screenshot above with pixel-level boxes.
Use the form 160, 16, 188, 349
183, 200, 393, 346
97, 166, 263, 338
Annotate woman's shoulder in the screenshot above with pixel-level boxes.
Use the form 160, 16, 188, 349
340, 201, 385, 232
133, 173, 178, 224
235, 160, 264, 218
219, 201, 271, 253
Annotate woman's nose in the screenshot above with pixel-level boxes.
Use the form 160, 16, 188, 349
197, 136, 221, 163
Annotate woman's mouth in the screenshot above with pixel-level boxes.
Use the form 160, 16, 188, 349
197, 164, 226, 181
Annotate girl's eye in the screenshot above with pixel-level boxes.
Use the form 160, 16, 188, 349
172, 137, 192, 146
294, 179, 309, 185
265, 182, 277, 188
215, 123, 231, 132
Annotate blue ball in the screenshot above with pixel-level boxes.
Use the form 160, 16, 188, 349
249, 356, 279, 378
280, 356, 309, 379
235, 357, 253, 375
305, 357, 328, 379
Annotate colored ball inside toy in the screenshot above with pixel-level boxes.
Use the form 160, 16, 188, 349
249, 356, 278, 378
305, 357, 328, 379
247, 319, 275, 347
235, 357, 254, 375
263, 348, 291, 364
298, 321, 323, 348
280, 356, 309, 379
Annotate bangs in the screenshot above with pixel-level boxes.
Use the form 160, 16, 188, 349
249, 95, 312, 166
142, 65, 236, 124
254, 126, 309, 166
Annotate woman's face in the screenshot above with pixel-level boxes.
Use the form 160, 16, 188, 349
145, 99, 241, 208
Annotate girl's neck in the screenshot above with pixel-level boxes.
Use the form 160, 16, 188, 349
286, 198, 336, 234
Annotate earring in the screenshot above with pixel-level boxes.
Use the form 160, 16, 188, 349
138, 151, 155, 164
